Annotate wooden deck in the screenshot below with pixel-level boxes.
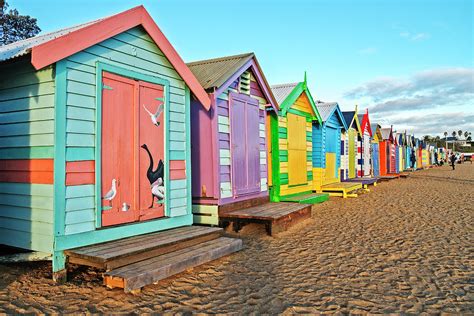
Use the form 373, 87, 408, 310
318, 181, 363, 198
280, 192, 329, 204
104, 237, 242, 293
66, 226, 242, 292
343, 177, 378, 190
378, 174, 400, 181
219, 202, 312, 236
65, 226, 224, 270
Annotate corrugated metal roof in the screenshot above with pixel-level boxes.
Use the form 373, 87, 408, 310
0, 18, 103, 62
270, 83, 299, 105
186, 53, 254, 90
380, 127, 392, 140
314, 101, 338, 122
342, 111, 355, 127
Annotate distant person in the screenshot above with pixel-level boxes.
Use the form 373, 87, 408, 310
410, 151, 416, 170
450, 153, 456, 170
460, 153, 464, 164
434, 152, 439, 166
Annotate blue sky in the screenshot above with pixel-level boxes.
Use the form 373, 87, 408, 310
11, 0, 473, 136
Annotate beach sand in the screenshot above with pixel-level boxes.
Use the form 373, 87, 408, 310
1, 164, 473, 314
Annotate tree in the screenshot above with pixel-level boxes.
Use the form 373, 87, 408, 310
458, 130, 463, 138
444, 131, 448, 138
452, 131, 456, 138
464, 131, 469, 139
0, 0, 41, 45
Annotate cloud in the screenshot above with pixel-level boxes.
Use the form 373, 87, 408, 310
342, 67, 474, 135
377, 112, 474, 136
399, 31, 430, 41
358, 47, 377, 55
344, 67, 474, 111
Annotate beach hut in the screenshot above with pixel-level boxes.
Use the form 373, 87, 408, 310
405, 134, 413, 170
186, 53, 280, 223
313, 102, 361, 197
379, 126, 398, 177
371, 123, 382, 177
0, 6, 242, 289
416, 138, 423, 169
357, 109, 373, 177
268, 76, 329, 204
341, 110, 361, 180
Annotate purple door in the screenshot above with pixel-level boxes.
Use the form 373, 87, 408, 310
230, 93, 261, 196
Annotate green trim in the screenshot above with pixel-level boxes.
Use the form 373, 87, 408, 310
287, 108, 313, 119
53, 60, 67, 238
52, 60, 68, 273
288, 182, 308, 188
94, 62, 171, 226
269, 112, 281, 202
0, 146, 54, 159
280, 173, 288, 185
184, 86, 191, 217
55, 215, 192, 250
279, 80, 322, 124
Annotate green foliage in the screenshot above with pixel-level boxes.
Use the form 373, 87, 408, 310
0, 0, 41, 45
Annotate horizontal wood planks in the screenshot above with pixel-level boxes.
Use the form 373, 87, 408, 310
66, 226, 223, 270
104, 236, 242, 292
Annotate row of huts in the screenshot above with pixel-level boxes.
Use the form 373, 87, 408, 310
0, 6, 444, 290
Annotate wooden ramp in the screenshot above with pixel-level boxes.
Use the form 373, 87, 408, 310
65, 226, 242, 292
343, 177, 378, 190
399, 172, 410, 178
219, 202, 312, 236
280, 192, 329, 204
318, 181, 362, 198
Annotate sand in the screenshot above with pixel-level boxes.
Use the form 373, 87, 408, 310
1, 164, 473, 314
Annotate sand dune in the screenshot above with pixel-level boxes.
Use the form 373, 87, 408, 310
1, 164, 473, 314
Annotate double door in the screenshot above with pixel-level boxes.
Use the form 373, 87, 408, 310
101, 72, 165, 227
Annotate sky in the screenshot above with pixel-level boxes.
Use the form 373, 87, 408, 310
10, 0, 473, 137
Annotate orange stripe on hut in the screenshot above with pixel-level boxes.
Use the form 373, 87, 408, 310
66, 160, 95, 185
0, 159, 54, 184
170, 160, 186, 180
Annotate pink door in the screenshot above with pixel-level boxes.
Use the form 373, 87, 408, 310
101, 72, 165, 227
230, 93, 261, 197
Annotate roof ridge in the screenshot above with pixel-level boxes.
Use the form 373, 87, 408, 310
186, 52, 254, 66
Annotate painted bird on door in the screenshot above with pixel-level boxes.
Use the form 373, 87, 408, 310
142, 102, 164, 126
141, 144, 165, 208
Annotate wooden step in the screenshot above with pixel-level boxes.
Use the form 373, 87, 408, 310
65, 226, 223, 270
280, 192, 329, 204
219, 202, 312, 236
104, 237, 242, 292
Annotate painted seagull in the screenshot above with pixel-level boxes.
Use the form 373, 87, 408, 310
142, 103, 164, 126
102, 178, 117, 206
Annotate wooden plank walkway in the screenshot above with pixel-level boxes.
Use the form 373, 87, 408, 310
318, 181, 362, 198
378, 174, 400, 181
65, 226, 223, 270
104, 237, 242, 293
219, 202, 312, 236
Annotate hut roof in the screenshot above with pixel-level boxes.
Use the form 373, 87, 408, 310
0, 6, 211, 109
271, 83, 299, 105
187, 53, 254, 90
380, 127, 393, 140
314, 101, 348, 130
187, 52, 279, 111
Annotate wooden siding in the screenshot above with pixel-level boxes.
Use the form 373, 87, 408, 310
0, 58, 56, 252
62, 26, 191, 234
216, 69, 269, 202
0, 182, 54, 252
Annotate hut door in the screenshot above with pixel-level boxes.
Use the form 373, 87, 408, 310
101, 72, 165, 227
230, 94, 260, 196
287, 113, 307, 185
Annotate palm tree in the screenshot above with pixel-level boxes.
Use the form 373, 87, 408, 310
452, 131, 456, 137
458, 130, 463, 138
464, 131, 469, 139
444, 131, 448, 137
